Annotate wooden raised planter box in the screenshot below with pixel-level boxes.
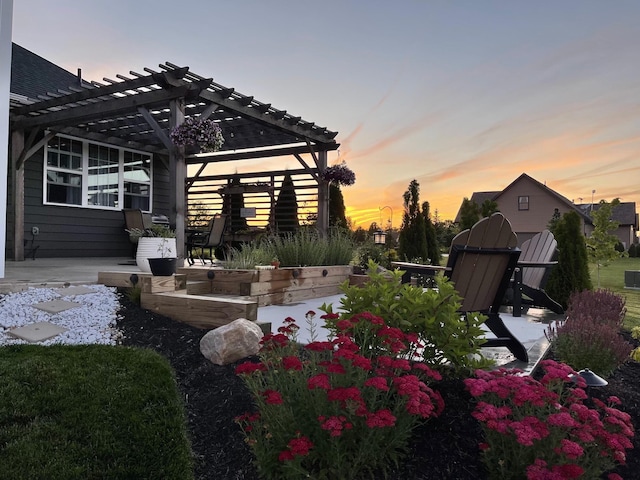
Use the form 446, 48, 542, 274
178, 265, 352, 306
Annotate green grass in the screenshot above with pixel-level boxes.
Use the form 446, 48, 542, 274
590, 257, 640, 330
0, 345, 193, 480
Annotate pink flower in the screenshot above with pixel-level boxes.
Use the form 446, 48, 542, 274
319, 415, 352, 437
366, 409, 397, 428
554, 439, 584, 460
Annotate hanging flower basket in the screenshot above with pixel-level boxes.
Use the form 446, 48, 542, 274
170, 118, 225, 153
321, 162, 356, 186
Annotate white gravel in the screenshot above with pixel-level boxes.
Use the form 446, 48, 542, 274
0, 285, 122, 346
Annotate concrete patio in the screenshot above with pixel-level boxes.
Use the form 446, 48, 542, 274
0, 257, 561, 373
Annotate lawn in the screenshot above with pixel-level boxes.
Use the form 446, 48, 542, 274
590, 256, 640, 329
0, 345, 193, 480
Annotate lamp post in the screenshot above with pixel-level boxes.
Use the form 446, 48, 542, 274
379, 206, 393, 231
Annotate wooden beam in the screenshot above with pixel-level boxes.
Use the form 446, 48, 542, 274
138, 107, 172, 150
16, 131, 55, 170
11, 68, 187, 116
198, 102, 220, 121
293, 153, 319, 182
12, 86, 191, 129
11, 130, 24, 261
186, 143, 338, 164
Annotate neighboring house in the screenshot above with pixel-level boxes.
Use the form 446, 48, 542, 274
456, 173, 638, 248
7, 43, 338, 259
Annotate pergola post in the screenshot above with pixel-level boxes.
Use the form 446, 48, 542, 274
317, 150, 328, 235
11, 129, 24, 261
169, 98, 186, 259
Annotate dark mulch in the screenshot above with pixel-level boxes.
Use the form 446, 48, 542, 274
115, 293, 640, 480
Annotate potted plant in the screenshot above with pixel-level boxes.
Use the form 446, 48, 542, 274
129, 224, 177, 274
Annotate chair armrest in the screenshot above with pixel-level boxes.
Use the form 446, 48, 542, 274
516, 261, 557, 268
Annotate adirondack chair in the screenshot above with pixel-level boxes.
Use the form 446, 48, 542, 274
392, 213, 528, 362
507, 230, 564, 317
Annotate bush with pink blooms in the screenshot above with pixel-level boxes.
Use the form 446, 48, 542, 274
235, 312, 444, 480
465, 359, 634, 480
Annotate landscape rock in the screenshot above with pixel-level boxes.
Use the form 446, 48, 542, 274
200, 318, 264, 365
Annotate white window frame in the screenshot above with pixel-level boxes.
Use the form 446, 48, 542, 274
518, 195, 530, 211
43, 133, 153, 211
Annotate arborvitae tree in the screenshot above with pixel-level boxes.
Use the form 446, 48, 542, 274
274, 173, 299, 234
329, 183, 348, 229
223, 177, 248, 233
421, 201, 441, 266
586, 198, 624, 287
398, 180, 429, 262
459, 197, 480, 231
547, 208, 561, 232
480, 199, 499, 217
628, 243, 638, 258
545, 211, 592, 309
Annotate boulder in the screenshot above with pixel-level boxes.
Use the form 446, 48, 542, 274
200, 318, 264, 365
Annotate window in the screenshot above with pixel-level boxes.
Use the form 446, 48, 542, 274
45, 135, 152, 211
518, 195, 529, 211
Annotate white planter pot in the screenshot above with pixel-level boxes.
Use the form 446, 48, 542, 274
136, 237, 177, 273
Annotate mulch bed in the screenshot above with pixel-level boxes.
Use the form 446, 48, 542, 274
115, 292, 640, 479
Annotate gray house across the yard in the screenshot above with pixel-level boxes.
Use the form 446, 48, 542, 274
7, 43, 339, 260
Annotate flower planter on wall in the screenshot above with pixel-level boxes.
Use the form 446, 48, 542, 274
136, 238, 177, 273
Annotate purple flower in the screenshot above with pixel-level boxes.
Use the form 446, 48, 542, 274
322, 162, 356, 186
170, 118, 225, 152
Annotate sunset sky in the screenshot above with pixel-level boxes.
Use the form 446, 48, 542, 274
10, 1, 640, 228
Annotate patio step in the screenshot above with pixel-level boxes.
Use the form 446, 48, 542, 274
140, 291, 258, 329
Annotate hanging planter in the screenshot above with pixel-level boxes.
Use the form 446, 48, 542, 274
321, 161, 356, 186
170, 118, 225, 153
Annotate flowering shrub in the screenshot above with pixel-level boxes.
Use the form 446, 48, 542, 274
320, 262, 493, 376
465, 360, 634, 479
321, 161, 356, 186
235, 312, 444, 479
169, 117, 224, 152
547, 289, 631, 376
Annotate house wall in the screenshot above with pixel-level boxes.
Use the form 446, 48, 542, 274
496, 176, 586, 246
5, 146, 171, 258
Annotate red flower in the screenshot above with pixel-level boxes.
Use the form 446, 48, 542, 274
262, 389, 283, 405
260, 333, 289, 349
235, 362, 267, 375
282, 356, 303, 371
336, 320, 353, 331
364, 376, 390, 391
278, 450, 294, 462
319, 415, 352, 437
308, 373, 331, 390
366, 409, 396, 428
305, 341, 333, 352
288, 436, 313, 456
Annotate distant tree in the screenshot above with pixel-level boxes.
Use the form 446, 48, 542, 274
545, 211, 592, 309
459, 197, 480, 231
352, 226, 367, 244
628, 243, 638, 258
547, 208, 561, 232
433, 210, 459, 250
329, 183, 348, 229
586, 198, 624, 287
480, 199, 499, 218
398, 180, 428, 262
274, 173, 299, 234
421, 201, 441, 265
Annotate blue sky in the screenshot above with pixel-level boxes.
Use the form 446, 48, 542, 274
11, 1, 640, 226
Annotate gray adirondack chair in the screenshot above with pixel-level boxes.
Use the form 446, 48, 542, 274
508, 230, 564, 316
393, 213, 527, 361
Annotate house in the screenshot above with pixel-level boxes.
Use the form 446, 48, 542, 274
7, 43, 339, 260
456, 173, 638, 248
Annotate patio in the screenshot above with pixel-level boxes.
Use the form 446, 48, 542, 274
0, 257, 560, 374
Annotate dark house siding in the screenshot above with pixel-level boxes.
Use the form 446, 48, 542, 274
7, 148, 171, 258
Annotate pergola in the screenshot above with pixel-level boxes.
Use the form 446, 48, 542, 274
9, 63, 339, 260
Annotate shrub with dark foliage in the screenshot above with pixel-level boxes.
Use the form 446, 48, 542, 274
548, 289, 632, 376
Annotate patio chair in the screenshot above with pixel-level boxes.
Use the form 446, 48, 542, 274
506, 230, 564, 317
392, 213, 528, 361
122, 209, 148, 257
186, 214, 228, 265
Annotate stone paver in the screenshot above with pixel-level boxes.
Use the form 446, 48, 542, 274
52, 286, 96, 296
8, 321, 68, 342
31, 299, 81, 314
